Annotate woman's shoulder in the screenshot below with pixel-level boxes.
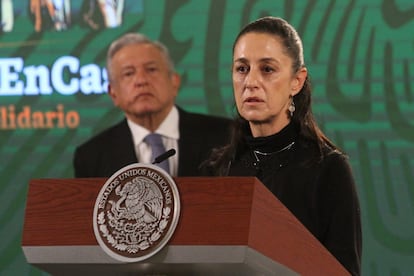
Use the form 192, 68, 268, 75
295, 137, 349, 166
316, 145, 356, 186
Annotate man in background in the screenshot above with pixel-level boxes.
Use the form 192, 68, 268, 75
74, 32, 231, 177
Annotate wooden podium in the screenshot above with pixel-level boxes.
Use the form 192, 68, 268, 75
22, 177, 349, 275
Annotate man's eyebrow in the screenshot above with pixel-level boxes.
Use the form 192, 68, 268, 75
143, 61, 159, 66
120, 64, 134, 70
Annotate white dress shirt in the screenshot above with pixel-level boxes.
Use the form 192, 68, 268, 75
127, 106, 179, 176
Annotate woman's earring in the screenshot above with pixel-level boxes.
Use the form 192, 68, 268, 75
288, 96, 295, 118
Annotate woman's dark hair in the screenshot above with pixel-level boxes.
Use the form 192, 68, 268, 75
203, 16, 338, 175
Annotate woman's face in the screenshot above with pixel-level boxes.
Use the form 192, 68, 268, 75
232, 32, 307, 136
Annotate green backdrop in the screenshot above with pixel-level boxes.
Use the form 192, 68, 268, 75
1, 0, 413, 275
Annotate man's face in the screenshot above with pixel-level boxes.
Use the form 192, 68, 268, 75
108, 43, 180, 121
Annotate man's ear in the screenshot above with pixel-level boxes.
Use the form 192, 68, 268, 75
171, 73, 181, 97
107, 84, 119, 106
292, 67, 307, 96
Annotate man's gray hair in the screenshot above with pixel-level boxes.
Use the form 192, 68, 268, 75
106, 33, 175, 82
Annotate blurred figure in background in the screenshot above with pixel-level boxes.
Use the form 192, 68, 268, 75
82, 0, 123, 30
30, 0, 70, 32
1, 0, 13, 32
74, 32, 231, 177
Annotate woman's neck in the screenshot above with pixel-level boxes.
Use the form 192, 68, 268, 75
249, 119, 290, 137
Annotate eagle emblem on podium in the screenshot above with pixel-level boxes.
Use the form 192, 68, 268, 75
93, 164, 180, 262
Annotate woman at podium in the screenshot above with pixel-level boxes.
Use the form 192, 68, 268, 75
202, 16, 362, 276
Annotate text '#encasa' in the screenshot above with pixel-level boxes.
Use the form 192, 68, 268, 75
0, 56, 108, 96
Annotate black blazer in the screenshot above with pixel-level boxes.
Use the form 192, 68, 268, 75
74, 107, 232, 177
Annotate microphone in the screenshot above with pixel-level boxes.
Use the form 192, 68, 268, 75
152, 149, 176, 164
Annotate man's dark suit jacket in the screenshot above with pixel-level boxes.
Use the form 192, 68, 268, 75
74, 107, 232, 177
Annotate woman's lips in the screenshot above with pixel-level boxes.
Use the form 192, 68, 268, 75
244, 97, 264, 103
